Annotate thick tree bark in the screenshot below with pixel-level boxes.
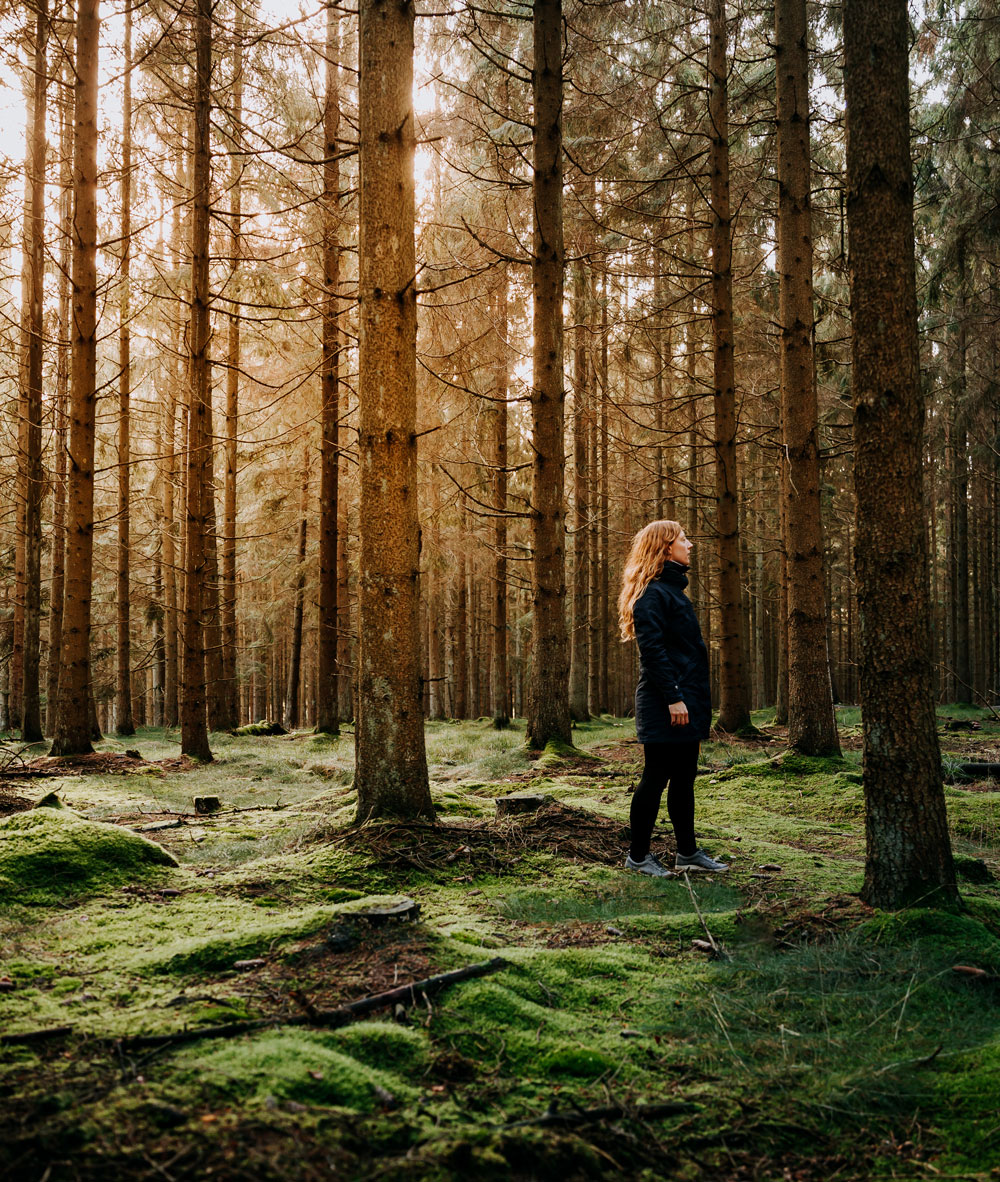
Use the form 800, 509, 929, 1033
844, 0, 956, 908
18, 0, 48, 743
180, 0, 213, 762
708, 0, 752, 734
355, 0, 432, 819
775, 0, 839, 754
316, 0, 341, 735
526, 0, 572, 749
50, 0, 99, 757
115, 0, 135, 737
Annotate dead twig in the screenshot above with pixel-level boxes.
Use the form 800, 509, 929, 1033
680, 871, 730, 962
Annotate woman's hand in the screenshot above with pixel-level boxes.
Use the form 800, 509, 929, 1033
668, 701, 689, 727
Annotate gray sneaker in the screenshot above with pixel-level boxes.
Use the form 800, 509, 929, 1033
676, 849, 729, 873
625, 853, 676, 878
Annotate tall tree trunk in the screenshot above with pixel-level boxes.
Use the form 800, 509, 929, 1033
162, 387, 179, 727
180, 0, 213, 762
598, 277, 610, 712
336, 436, 352, 723
115, 0, 135, 736
844, 0, 956, 908
46, 35, 73, 736
283, 455, 309, 730
18, 0, 48, 743
526, 0, 571, 749
50, 0, 99, 757
201, 384, 223, 730
775, 0, 839, 754
708, 0, 752, 734
569, 257, 590, 722
454, 501, 469, 719
774, 457, 790, 725
355, 0, 432, 819
490, 266, 510, 728
953, 237, 971, 703
316, 2, 341, 734
218, 0, 243, 734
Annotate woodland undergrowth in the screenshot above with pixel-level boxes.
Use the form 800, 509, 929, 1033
1, 710, 999, 1181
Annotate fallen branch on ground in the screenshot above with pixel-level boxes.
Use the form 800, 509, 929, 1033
2, 959, 509, 1051
0, 1025, 75, 1047
115, 957, 508, 1051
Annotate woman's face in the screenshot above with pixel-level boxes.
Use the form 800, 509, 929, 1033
666, 530, 693, 567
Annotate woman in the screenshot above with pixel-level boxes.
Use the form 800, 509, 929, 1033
618, 520, 729, 876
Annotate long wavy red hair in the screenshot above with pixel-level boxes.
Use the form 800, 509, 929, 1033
618, 520, 684, 641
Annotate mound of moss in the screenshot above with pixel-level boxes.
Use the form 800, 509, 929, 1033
858, 908, 1000, 974
173, 1028, 420, 1110
0, 808, 178, 903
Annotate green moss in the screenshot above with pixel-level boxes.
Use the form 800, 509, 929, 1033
331, 1021, 429, 1073
535, 739, 597, 769
928, 1041, 1000, 1170
537, 1047, 613, 1077
0, 809, 177, 903
495, 879, 740, 924
230, 722, 287, 736
858, 909, 1000, 973
172, 1029, 418, 1110
49, 976, 84, 996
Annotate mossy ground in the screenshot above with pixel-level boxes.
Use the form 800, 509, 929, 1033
2, 708, 1000, 1180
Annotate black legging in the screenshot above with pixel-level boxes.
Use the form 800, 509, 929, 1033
629, 741, 699, 862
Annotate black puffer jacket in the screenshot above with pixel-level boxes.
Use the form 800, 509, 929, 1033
632, 562, 711, 744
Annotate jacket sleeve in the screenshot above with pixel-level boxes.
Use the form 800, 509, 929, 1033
633, 588, 685, 704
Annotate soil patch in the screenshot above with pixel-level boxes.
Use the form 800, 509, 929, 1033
190, 923, 439, 1019
2, 752, 167, 778
0, 785, 34, 817
317, 803, 629, 873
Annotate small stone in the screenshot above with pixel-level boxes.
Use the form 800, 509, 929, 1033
233, 958, 266, 971
194, 796, 221, 814
758, 864, 782, 872
605, 925, 624, 937
158, 888, 182, 898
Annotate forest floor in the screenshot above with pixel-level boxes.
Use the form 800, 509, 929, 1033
2, 705, 1000, 1181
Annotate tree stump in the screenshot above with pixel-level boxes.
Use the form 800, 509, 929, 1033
495, 792, 554, 817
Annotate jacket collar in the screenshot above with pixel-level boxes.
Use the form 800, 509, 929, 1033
657, 560, 690, 589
